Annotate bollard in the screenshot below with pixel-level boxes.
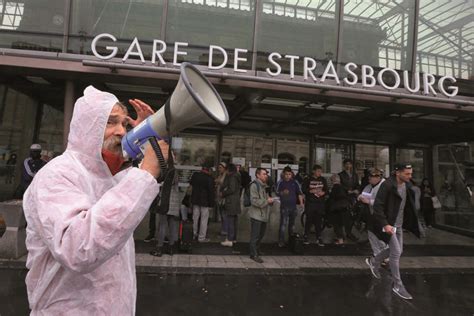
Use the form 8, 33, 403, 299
0, 200, 27, 259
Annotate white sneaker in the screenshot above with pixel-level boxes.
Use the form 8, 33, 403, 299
220, 240, 233, 247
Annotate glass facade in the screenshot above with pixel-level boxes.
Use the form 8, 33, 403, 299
0, 0, 470, 80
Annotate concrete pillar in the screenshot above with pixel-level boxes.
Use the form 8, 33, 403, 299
63, 81, 75, 150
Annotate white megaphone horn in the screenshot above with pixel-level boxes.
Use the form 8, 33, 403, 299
122, 62, 229, 159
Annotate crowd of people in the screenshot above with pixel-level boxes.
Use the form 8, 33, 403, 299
20, 86, 439, 314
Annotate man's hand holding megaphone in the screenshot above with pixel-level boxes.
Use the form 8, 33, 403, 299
125, 98, 169, 180
140, 140, 169, 180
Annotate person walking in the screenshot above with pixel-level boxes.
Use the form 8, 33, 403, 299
365, 163, 420, 300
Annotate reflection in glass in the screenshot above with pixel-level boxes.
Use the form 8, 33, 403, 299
341, 0, 415, 71
166, 0, 255, 67
433, 143, 474, 232
315, 143, 352, 175
257, 0, 337, 74
0, 86, 38, 201
355, 144, 390, 179
173, 134, 216, 167
0, 0, 65, 50
417, 0, 473, 79
68, 0, 163, 54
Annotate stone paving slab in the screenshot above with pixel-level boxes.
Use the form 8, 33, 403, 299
2, 254, 474, 275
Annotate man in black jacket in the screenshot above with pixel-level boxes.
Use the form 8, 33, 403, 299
190, 166, 215, 242
366, 163, 420, 300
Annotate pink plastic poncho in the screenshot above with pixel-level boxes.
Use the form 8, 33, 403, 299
23, 86, 160, 315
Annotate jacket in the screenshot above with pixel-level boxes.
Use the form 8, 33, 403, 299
247, 180, 271, 222
190, 171, 215, 207
221, 172, 242, 215
370, 175, 420, 243
338, 170, 360, 193
23, 86, 160, 315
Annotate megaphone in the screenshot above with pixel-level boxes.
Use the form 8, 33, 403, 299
122, 62, 229, 159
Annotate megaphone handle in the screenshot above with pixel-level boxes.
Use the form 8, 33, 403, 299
148, 137, 168, 183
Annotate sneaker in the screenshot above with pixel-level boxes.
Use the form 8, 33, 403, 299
365, 257, 381, 279
278, 242, 286, 248
221, 240, 233, 247
317, 239, 325, 247
150, 247, 163, 257
250, 256, 264, 264
303, 237, 310, 245
143, 234, 155, 243
392, 284, 413, 300
198, 238, 211, 243
334, 239, 344, 245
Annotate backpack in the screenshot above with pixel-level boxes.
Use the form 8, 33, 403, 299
243, 180, 260, 207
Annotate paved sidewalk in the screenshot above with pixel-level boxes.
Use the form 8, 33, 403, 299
2, 253, 473, 275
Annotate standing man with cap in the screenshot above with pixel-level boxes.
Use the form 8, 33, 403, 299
366, 163, 420, 300
20, 144, 47, 196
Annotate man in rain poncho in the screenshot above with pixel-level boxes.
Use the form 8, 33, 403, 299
23, 86, 167, 315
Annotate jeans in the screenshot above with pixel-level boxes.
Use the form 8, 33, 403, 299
193, 205, 209, 241
367, 230, 388, 256
157, 214, 179, 247
249, 218, 267, 258
373, 228, 404, 287
223, 215, 237, 241
279, 207, 297, 243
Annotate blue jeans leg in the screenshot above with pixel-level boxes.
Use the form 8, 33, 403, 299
279, 208, 290, 243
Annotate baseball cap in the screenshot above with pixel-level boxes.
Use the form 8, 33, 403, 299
393, 163, 412, 171
30, 144, 42, 151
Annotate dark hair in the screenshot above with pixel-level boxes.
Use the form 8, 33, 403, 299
312, 164, 322, 171
227, 163, 237, 173
255, 167, 268, 177
343, 159, 353, 165
283, 166, 292, 173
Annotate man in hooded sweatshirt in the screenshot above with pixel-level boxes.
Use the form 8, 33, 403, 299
22, 86, 168, 315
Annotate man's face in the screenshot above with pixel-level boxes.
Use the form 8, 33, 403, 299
344, 162, 352, 171
397, 168, 413, 183
103, 104, 128, 156
257, 170, 268, 183
313, 168, 322, 178
283, 171, 292, 181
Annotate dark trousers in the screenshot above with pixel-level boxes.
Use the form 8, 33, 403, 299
149, 211, 156, 236
422, 197, 435, 226
304, 202, 325, 239
332, 210, 352, 239
249, 218, 267, 257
